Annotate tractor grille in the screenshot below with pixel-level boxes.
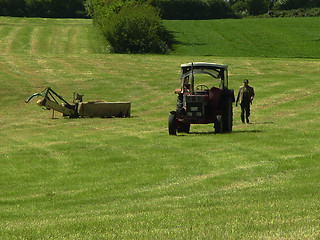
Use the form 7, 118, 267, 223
185, 95, 203, 102
184, 95, 205, 117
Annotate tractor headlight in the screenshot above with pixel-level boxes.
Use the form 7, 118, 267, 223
196, 112, 202, 117
190, 107, 198, 111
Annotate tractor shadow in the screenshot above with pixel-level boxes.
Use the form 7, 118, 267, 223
188, 131, 216, 135
179, 122, 273, 135
188, 129, 262, 135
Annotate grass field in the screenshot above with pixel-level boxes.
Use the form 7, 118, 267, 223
0, 16, 320, 239
164, 17, 320, 58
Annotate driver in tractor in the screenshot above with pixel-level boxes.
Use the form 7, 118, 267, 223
182, 76, 190, 93
176, 76, 189, 117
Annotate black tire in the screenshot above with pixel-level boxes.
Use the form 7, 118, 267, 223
214, 115, 223, 134
176, 93, 183, 117
168, 114, 177, 135
223, 96, 233, 132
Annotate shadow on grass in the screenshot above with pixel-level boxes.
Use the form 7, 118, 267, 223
185, 129, 263, 135
232, 129, 262, 133
179, 42, 207, 46
250, 121, 274, 125
167, 30, 207, 47
48, 115, 139, 120
188, 131, 216, 135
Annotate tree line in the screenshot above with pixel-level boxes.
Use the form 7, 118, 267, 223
0, 0, 85, 18
1, 0, 320, 18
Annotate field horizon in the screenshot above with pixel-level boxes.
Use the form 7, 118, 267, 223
0, 16, 319, 239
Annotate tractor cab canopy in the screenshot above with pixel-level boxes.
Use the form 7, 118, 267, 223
179, 62, 229, 94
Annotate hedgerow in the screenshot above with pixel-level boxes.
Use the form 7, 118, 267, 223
0, 0, 85, 17
258, 7, 320, 17
150, 0, 236, 19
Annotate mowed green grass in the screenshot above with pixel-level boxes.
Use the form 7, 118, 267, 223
164, 17, 320, 58
0, 17, 106, 55
0, 17, 320, 239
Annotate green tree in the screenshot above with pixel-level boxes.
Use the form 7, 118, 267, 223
245, 0, 268, 15
51, 0, 85, 17
0, 0, 26, 16
232, 0, 248, 16
85, 0, 172, 53
104, 3, 171, 53
25, 0, 51, 17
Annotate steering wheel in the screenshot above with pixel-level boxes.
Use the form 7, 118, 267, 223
196, 84, 209, 91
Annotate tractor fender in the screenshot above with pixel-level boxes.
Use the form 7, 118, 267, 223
170, 111, 177, 115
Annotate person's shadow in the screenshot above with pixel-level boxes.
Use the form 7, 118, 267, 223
232, 129, 262, 133
248, 122, 274, 125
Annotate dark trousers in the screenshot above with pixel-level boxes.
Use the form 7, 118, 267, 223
240, 102, 250, 123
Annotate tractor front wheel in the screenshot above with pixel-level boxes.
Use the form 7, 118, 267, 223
168, 113, 177, 135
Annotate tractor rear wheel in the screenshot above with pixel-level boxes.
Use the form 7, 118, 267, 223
214, 115, 223, 133
223, 95, 233, 132
168, 113, 177, 135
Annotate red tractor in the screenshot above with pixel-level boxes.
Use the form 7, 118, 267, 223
168, 62, 235, 135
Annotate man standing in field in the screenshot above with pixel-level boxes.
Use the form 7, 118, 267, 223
236, 79, 255, 123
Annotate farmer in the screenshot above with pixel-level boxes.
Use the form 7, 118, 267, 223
236, 79, 255, 123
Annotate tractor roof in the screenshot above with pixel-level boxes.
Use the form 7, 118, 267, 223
181, 62, 228, 70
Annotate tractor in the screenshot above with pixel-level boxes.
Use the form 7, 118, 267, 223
168, 62, 235, 135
